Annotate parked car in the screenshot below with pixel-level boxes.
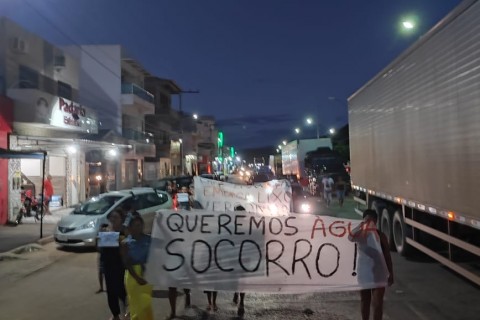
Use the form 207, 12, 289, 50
54, 188, 172, 247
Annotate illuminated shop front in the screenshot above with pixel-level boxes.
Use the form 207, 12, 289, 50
5, 88, 106, 223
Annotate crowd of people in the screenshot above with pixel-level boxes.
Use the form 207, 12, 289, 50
95, 178, 393, 320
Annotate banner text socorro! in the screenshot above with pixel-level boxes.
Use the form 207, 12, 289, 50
146, 210, 389, 293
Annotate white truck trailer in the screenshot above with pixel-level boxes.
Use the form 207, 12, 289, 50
281, 138, 332, 179
349, 0, 480, 285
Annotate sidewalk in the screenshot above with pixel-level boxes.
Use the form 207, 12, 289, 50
0, 223, 55, 253
20, 206, 72, 224
0, 207, 72, 253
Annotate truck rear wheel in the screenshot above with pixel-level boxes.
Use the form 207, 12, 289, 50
393, 210, 411, 256
380, 208, 395, 250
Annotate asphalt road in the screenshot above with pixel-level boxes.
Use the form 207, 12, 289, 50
1, 188, 478, 319
0, 241, 479, 320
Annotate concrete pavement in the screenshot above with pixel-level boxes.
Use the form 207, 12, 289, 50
0, 223, 55, 253
1, 242, 479, 319
0, 206, 72, 253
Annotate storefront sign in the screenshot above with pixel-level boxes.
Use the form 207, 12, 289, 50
50, 97, 97, 133
8, 89, 98, 133
145, 210, 390, 293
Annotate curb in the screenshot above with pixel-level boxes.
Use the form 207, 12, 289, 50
37, 235, 54, 246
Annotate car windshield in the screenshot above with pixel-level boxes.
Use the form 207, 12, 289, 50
73, 195, 123, 215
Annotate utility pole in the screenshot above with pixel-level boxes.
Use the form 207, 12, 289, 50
177, 90, 199, 176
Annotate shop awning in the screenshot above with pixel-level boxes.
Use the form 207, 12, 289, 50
0, 148, 46, 159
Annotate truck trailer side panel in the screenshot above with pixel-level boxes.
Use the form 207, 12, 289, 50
349, 0, 480, 221
282, 138, 332, 178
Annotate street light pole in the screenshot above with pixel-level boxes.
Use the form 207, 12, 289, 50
179, 139, 184, 175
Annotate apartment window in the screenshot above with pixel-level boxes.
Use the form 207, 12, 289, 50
19, 65, 39, 89
57, 81, 72, 99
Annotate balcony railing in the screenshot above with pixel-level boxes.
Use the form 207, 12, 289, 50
121, 82, 154, 104
122, 128, 154, 144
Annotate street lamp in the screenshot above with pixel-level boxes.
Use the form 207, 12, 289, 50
179, 139, 184, 175
282, 140, 287, 146
193, 113, 198, 120
329, 128, 336, 135
294, 127, 301, 134
399, 15, 418, 35
402, 20, 414, 29
305, 117, 319, 139
278, 145, 282, 150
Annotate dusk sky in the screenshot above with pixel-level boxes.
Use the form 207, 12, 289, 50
0, 0, 461, 149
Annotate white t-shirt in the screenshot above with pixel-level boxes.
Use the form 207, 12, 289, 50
322, 177, 334, 191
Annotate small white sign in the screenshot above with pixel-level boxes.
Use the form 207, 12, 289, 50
177, 193, 189, 203
98, 232, 120, 247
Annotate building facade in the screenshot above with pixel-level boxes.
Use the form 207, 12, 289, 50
0, 17, 112, 223
63, 45, 156, 192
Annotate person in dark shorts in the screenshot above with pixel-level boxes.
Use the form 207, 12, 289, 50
99, 209, 128, 320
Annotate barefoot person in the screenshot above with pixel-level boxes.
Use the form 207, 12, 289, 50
205, 291, 218, 312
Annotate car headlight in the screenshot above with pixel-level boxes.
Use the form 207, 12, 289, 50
79, 220, 96, 230
301, 203, 311, 213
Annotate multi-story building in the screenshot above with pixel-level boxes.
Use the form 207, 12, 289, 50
63, 45, 156, 192
144, 77, 182, 178
0, 17, 111, 223
196, 115, 217, 174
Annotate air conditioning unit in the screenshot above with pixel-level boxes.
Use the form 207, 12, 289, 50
11, 37, 28, 54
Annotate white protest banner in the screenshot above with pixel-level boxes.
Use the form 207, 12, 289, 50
194, 176, 292, 215
145, 210, 389, 293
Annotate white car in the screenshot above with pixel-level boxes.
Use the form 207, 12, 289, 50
54, 188, 172, 247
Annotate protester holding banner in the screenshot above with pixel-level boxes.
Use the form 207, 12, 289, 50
350, 209, 394, 320
121, 214, 154, 320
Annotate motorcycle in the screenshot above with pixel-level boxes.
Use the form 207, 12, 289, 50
15, 191, 46, 224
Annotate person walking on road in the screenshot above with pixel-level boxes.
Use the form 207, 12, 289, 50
122, 214, 153, 320
350, 209, 394, 320
335, 176, 347, 207
99, 209, 128, 320
321, 175, 334, 206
